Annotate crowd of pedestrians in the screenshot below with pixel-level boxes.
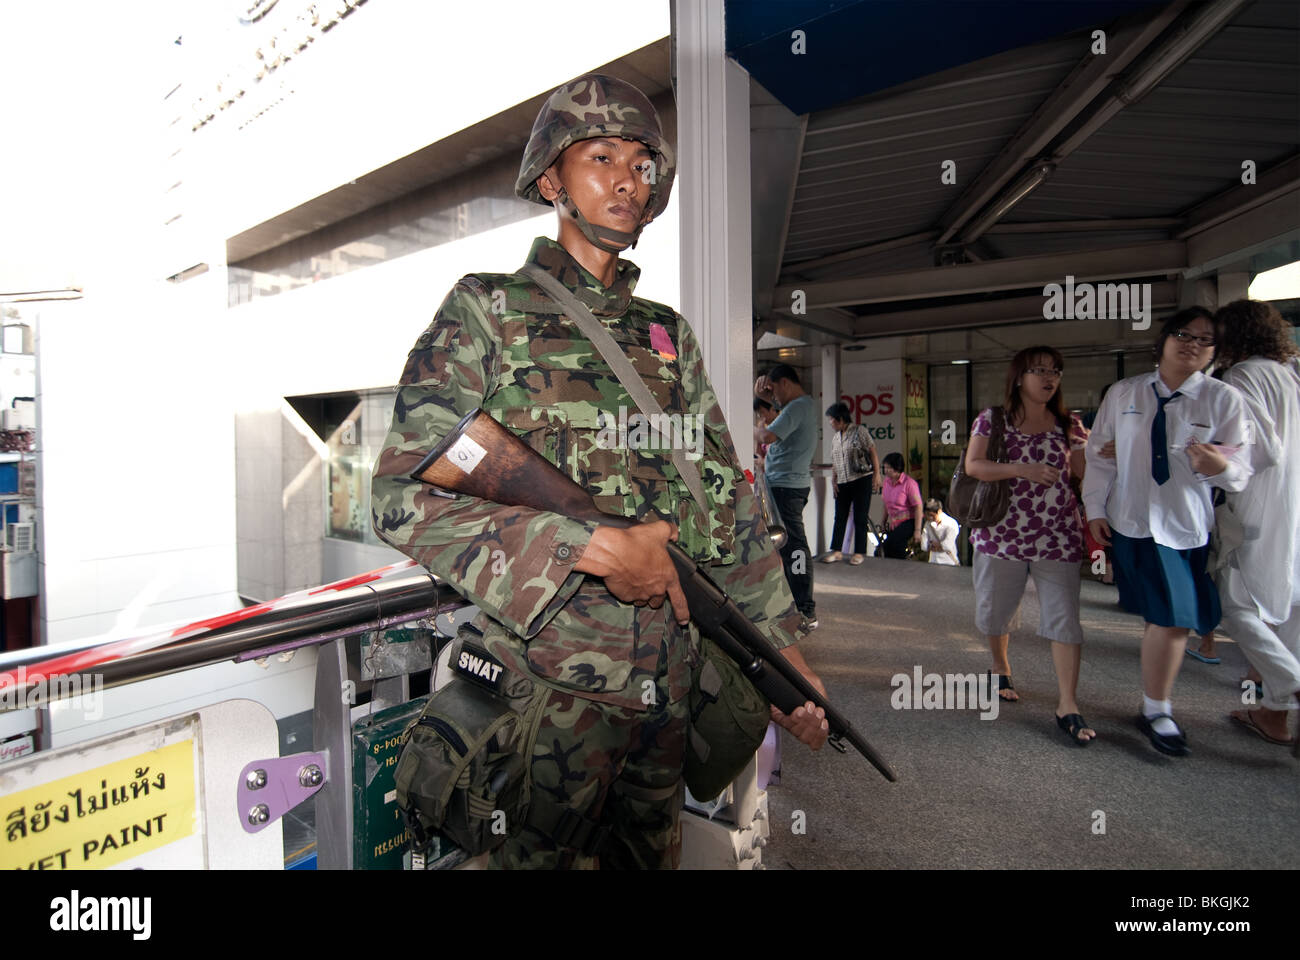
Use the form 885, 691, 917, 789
758, 298, 1298, 756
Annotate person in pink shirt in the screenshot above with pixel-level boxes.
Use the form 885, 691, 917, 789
879, 452, 923, 559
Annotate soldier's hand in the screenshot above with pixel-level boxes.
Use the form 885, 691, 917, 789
577, 521, 691, 624
772, 645, 830, 750
771, 701, 830, 751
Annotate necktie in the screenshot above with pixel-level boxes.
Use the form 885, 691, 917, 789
1150, 383, 1181, 485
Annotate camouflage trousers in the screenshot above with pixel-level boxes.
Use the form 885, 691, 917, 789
492, 671, 687, 870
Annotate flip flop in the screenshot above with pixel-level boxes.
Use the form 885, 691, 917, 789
1185, 648, 1221, 664
1230, 711, 1295, 747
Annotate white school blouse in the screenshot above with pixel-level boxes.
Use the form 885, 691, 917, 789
1082, 370, 1253, 550
1220, 357, 1300, 623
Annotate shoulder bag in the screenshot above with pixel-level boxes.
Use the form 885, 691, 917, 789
847, 424, 873, 476
948, 406, 1011, 528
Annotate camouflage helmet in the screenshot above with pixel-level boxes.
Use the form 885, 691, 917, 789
516, 74, 675, 252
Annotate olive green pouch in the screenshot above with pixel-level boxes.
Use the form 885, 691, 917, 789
684, 635, 771, 802
394, 633, 543, 857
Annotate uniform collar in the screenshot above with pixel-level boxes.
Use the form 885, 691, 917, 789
1149, 368, 1206, 398
525, 236, 640, 318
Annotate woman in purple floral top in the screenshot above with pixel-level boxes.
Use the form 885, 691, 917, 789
964, 346, 1094, 746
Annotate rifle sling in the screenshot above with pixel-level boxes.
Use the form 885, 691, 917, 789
519, 263, 709, 516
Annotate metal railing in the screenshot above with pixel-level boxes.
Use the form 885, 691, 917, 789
0, 563, 466, 703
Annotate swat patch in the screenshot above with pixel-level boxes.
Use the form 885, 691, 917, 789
453, 639, 508, 694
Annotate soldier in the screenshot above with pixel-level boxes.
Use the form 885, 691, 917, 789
372, 74, 828, 869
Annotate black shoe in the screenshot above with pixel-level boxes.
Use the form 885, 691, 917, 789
1136, 713, 1189, 756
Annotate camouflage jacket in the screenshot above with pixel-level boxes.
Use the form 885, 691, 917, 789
372, 237, 801, 710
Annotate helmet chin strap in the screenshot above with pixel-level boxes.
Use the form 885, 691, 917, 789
554, 186, 646, 253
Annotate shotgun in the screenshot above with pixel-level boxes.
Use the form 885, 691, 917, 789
411, 407, 897, 783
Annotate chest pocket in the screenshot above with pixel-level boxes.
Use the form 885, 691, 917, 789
1163, 402, 1218, 448
512, 319, 738, 563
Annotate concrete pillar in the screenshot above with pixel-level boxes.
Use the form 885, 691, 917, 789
674, 0, 754, 463
1217, 271, 1250, 306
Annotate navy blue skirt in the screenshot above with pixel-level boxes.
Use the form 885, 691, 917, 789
1110, 531, 1220, 633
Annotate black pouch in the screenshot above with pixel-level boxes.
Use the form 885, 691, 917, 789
393, 632, 543, 857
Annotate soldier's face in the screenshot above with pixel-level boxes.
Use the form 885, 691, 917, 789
541, 137, 654, 242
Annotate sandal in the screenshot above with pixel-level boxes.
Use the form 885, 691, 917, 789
820, 551, 842, 564
1229, 710, 1295, 747
1136, 713, 1189, 756
1056, 712, 1094, 747
849, 554, 865, 565
986, 671, 1018, 702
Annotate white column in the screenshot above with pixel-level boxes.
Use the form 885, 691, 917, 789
674, 0, 768, 851
674, 0, 754, 463
820, 345, 839, 463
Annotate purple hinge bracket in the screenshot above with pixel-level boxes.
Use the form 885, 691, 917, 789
237, 751, 328, 834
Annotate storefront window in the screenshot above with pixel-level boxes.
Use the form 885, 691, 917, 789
329, 389, 399, 545
287, 389, 398, 545
928, 364, 967, 503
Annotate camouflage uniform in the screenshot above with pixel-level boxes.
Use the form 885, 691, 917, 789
371, 79, 802, 869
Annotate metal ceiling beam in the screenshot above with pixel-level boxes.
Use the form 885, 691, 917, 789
1048, 0, 1252, 158
934, 3, 1188, 246
782, 230, 937, 278
850, 282, 1178, 338
987, 217, 1182, 234
772, 114, 808, 279
1186, 190, 1300, 269
788, 307, 858, 340
1177, 153, 1300, 239
773, 241, 1187, 311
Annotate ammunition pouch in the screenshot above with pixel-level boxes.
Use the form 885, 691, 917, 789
683, 635, 771, 802
394, 631, 546, 858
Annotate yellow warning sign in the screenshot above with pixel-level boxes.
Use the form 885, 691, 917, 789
1, 739, 197, 870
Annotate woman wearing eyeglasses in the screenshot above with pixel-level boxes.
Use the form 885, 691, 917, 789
964, 346, 1093, 746
1083, 307, 1254, 757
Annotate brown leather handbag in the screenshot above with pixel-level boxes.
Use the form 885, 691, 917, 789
948, 407, 1011, 528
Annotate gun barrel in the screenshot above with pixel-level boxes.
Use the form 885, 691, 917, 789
667, 545, 896, 782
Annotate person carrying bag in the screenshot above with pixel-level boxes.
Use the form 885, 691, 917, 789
823, 402, 881, 564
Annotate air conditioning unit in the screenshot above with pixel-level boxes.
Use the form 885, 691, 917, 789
7, 522, 34, 554
2, 407, 34, 431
